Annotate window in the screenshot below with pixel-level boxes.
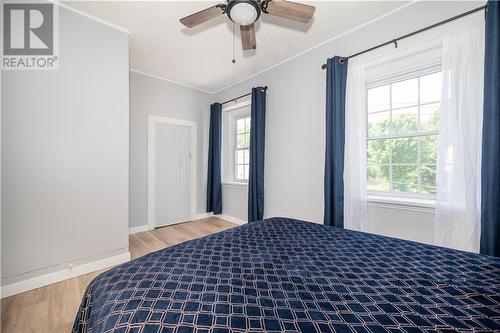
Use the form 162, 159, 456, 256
222, 102, 251, 184
366, 70, 442, 197
234, 116, 250, 182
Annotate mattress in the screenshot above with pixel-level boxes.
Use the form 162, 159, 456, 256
73, 217, 500, 332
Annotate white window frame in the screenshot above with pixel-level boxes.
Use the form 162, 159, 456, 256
222, 100, 251, 186
365, 64, 441, 201
233, 115, 251, 183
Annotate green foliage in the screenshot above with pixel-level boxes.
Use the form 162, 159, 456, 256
367, 110, 439, 194
236, 132, 249, 149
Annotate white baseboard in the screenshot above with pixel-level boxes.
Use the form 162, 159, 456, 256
218, 214, 247, 225
193, 212, 247, 225
129, 225, 151, 234
2, 214, 245, 298
130, 213, 246, 233
193, 213, 213, 220
1, 252, 130, 299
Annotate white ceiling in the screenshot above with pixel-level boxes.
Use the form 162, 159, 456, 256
63, 1, 411, 93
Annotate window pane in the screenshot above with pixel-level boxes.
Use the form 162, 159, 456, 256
236, 165, 245, 180
368, 111, 390, 137
244, 149, 249, 164
420, 103, 440, 132
237, 133, 250, 149
392, 106, 418, 134
367, 165, 390, 191
420, 135, 437, 164
236, 134, 246, 148
391, 137, 417, 164
232, 115, 250, 182
392, 78, 418, 109
367, 139, 390, 165
420, 164, 437, 194
237, 119, 246, 134
368, 85, 390, 113
392, 165, 418, 192
236, 150, 245, 164
244, 164, 249, 181
420, 72, 442, 104
365, 71, 441, 196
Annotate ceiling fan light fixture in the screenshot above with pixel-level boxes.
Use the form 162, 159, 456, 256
180, 0, 316, 52
227, 0, 261, 26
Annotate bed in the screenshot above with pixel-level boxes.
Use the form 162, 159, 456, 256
73, 217, 500, 332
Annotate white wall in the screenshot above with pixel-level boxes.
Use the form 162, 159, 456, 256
222, 185, 248, 222
1, 7, 130, 288
212, 1, 482, 244
367, 203, 435, 245
129, 71, 211, 228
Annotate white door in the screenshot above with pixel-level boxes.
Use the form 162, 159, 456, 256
155, 122, 192, 227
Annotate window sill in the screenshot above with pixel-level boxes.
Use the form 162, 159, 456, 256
222, 182, 248, 189
367, 194, 435, 212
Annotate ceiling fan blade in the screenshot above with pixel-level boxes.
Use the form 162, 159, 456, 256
180, 5, 225, 28
265, 0, 315, 23
240, 24, 256, 50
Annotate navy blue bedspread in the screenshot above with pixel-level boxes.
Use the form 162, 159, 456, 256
73, 217, 500, 332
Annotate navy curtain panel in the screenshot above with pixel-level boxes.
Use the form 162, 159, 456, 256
480, 1, 500, 257
324, 56, 348, 228
248, 87, 267, 222
206, 103, 222, 214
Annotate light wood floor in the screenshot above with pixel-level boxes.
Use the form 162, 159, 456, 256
1, 217, 236, 333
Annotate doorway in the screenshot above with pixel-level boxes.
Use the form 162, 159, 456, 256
148, 115, 197, 229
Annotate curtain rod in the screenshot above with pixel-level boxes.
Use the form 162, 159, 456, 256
321, 4, 487, 70
221, 86, 268, 105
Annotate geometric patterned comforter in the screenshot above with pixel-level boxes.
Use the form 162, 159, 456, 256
72, 217, 500, 332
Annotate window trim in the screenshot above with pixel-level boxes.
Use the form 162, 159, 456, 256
365, 63, 441, 89
367, 194, 435, 213
233, 115, 250, 183
365, 65, 441, 199
221, 100, 251, 185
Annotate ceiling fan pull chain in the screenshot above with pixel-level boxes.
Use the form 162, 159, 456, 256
232, 22, 236, 64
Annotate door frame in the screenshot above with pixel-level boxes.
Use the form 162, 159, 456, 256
147, 115, 197, 230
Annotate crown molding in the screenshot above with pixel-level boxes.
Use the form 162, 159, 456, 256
56, 1, 131, 34
130, 69, 215, 94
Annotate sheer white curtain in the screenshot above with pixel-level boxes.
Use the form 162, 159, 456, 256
434, 20, 485, 252
344, 61, 368, 231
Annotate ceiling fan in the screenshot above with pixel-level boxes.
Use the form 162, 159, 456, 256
180, 0, 315, 50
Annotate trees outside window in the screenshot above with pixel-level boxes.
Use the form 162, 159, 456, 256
366, 71, 441, 196
234, 117, 250, 182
